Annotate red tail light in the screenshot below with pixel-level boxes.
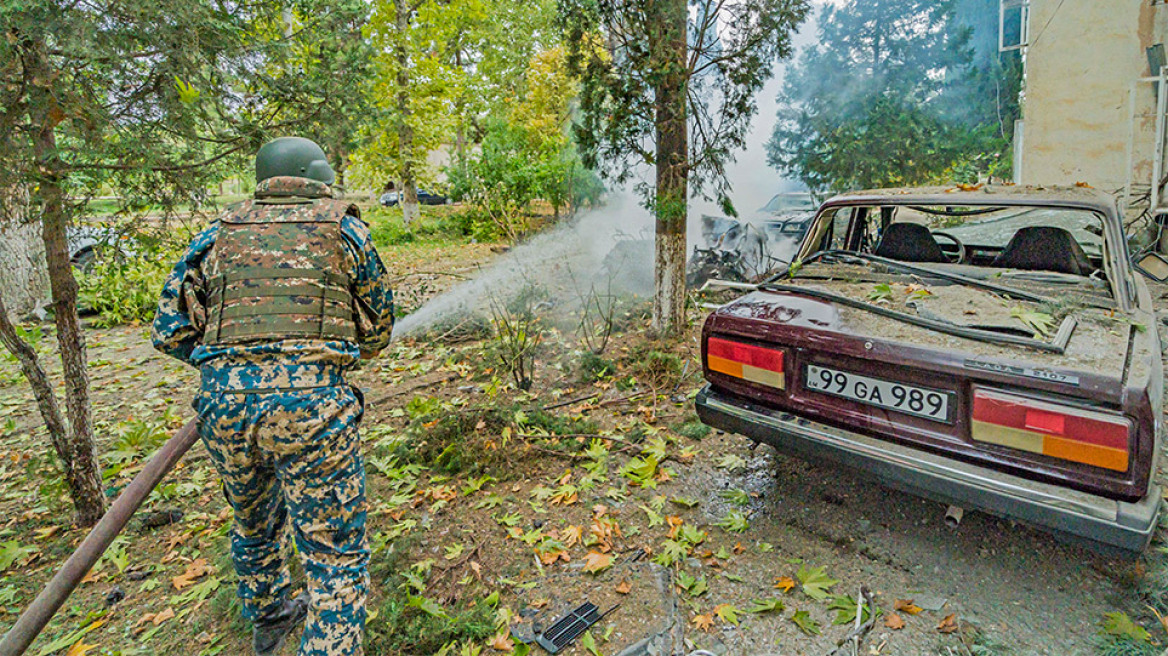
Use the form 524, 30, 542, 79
706, 337, 786, 389
971, 388, 1130, 472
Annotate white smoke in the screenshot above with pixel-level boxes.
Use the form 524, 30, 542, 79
392, 9, 827, 339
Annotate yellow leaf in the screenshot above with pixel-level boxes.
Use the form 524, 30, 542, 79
691, 613, 714, 632
666, 516, 684, 539
894, 599, 923, 615
773, 576, 796, 593
561, 525, 583, 548
66, 641, 98, 656
582, 551, 612, 574
885, 613, 906, 630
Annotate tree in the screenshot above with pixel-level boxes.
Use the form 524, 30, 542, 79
353, 0, 559, 221
560, 0, 810, 336
0, 0, 372, 525
766, 0, 1015, 192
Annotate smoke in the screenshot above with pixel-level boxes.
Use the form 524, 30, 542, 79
392, 8, 829, 340
391, 192, 657, 340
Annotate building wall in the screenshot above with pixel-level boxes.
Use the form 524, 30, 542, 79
1021, 0, 1163, 197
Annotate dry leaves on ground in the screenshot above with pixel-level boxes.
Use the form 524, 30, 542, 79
172, 558, 209, 590
773, 576, 796, 593
937, 613, 959, 634
583, 551, 613, 574
894, 598, 923, 615
885, 613, 906, 630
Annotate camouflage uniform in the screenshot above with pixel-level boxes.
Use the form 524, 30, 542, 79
153, 176, 394, 656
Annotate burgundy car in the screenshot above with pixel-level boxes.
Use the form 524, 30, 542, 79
696, 185, 1163, 553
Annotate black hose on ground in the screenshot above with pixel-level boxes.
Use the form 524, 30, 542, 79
0, 419, 200, 656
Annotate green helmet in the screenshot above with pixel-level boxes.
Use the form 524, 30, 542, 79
255, 137, 336, 185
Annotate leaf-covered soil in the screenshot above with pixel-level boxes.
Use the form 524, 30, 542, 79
0, 228, 1163, 656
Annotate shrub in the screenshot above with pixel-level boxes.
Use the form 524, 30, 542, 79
78, 246, 175, 327
578, 351, 616, 383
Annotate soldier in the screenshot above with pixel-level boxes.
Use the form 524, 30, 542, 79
152, 137, 394, 655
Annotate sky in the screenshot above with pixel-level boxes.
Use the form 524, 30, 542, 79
690, 1, 826, 217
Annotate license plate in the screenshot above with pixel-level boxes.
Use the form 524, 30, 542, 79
804, 365, 954, 423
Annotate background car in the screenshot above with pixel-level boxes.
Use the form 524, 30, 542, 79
379, 188, 449, 206
696, 185, 1163, 554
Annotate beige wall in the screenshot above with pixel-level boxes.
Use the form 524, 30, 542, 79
1021, 0, 1164, 198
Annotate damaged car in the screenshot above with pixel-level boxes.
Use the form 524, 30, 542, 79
695, 186, 1163, 553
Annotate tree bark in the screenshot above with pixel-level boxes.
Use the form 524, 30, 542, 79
26, 37, 105, 526
394, 0, 421, 224
0, 187, 49, 319
650, 0, 689, 337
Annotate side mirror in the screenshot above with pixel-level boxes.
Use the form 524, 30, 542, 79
1133, 252, 1168, 282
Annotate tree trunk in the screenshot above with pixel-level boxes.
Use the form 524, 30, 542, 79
394, 0, 421, 225
26, 38, 105, 526
650, 0, 689, 338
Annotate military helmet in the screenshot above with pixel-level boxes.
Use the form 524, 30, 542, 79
255, 137, 336, 185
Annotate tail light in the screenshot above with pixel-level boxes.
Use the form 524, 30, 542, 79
706, 337, 786, 390
971, 388, 1131, 472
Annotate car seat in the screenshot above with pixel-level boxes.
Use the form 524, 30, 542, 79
872, 222, 948, 263
991, 226, 1092, 275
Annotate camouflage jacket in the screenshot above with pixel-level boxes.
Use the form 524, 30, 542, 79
152, 176, 395, 392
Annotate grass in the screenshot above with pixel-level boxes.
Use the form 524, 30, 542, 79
391, 401, 599, 475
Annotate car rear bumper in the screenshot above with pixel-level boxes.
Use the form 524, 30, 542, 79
696, 386, 1161, 554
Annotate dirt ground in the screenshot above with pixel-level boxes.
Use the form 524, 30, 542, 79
0, 221, 1162, 656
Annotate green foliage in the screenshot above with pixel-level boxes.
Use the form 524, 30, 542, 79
790, 609, 821, 636
632, 350, 683, 389
795, 564, 839, 601
1099, 612, 1151, 644
767, 0, 1018, 192
560, 0, 811, 210
367, 548, 496, 653
486, 284, 548, 390
578, 352, 616, 383
78, 240, 180, 328
673, 420, 711, 441
716, 510, 750, 533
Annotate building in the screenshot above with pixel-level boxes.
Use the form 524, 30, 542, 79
1014, 0, 1168, 213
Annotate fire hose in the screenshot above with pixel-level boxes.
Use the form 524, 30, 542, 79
0, 419, 200, 656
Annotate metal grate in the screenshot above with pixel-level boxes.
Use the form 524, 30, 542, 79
535, 602, 601, 654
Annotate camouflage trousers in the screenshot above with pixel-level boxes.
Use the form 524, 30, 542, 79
196, 384, 369, 656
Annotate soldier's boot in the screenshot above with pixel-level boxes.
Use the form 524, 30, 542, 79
253, 592, 309, 655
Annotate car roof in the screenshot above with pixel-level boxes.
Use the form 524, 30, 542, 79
823, 184, 1117, 217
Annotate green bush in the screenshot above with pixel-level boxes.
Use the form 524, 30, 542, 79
78, 246, 176, 328
578, 351, 616, 382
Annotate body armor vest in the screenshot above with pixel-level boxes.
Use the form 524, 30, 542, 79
203, 192, 359, 345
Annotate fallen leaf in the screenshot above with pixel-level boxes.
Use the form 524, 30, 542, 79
691, 613, 714, 632
470, 561, 482, 581
66, 641, 97, 656
489, 630, 514, 651
713, 603, 740, 626
615, 579, 632, 595
937, 613, 959, 634
561, 525, 583, 548
773, 576, 796, 593
885, 613, 906, 630
172, 558, 209, 590
732, 542, 745, 555
583, 551, 613, 574
894, 599, 923, 615
140, 607, 174, 626
666, 516, 684, 539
